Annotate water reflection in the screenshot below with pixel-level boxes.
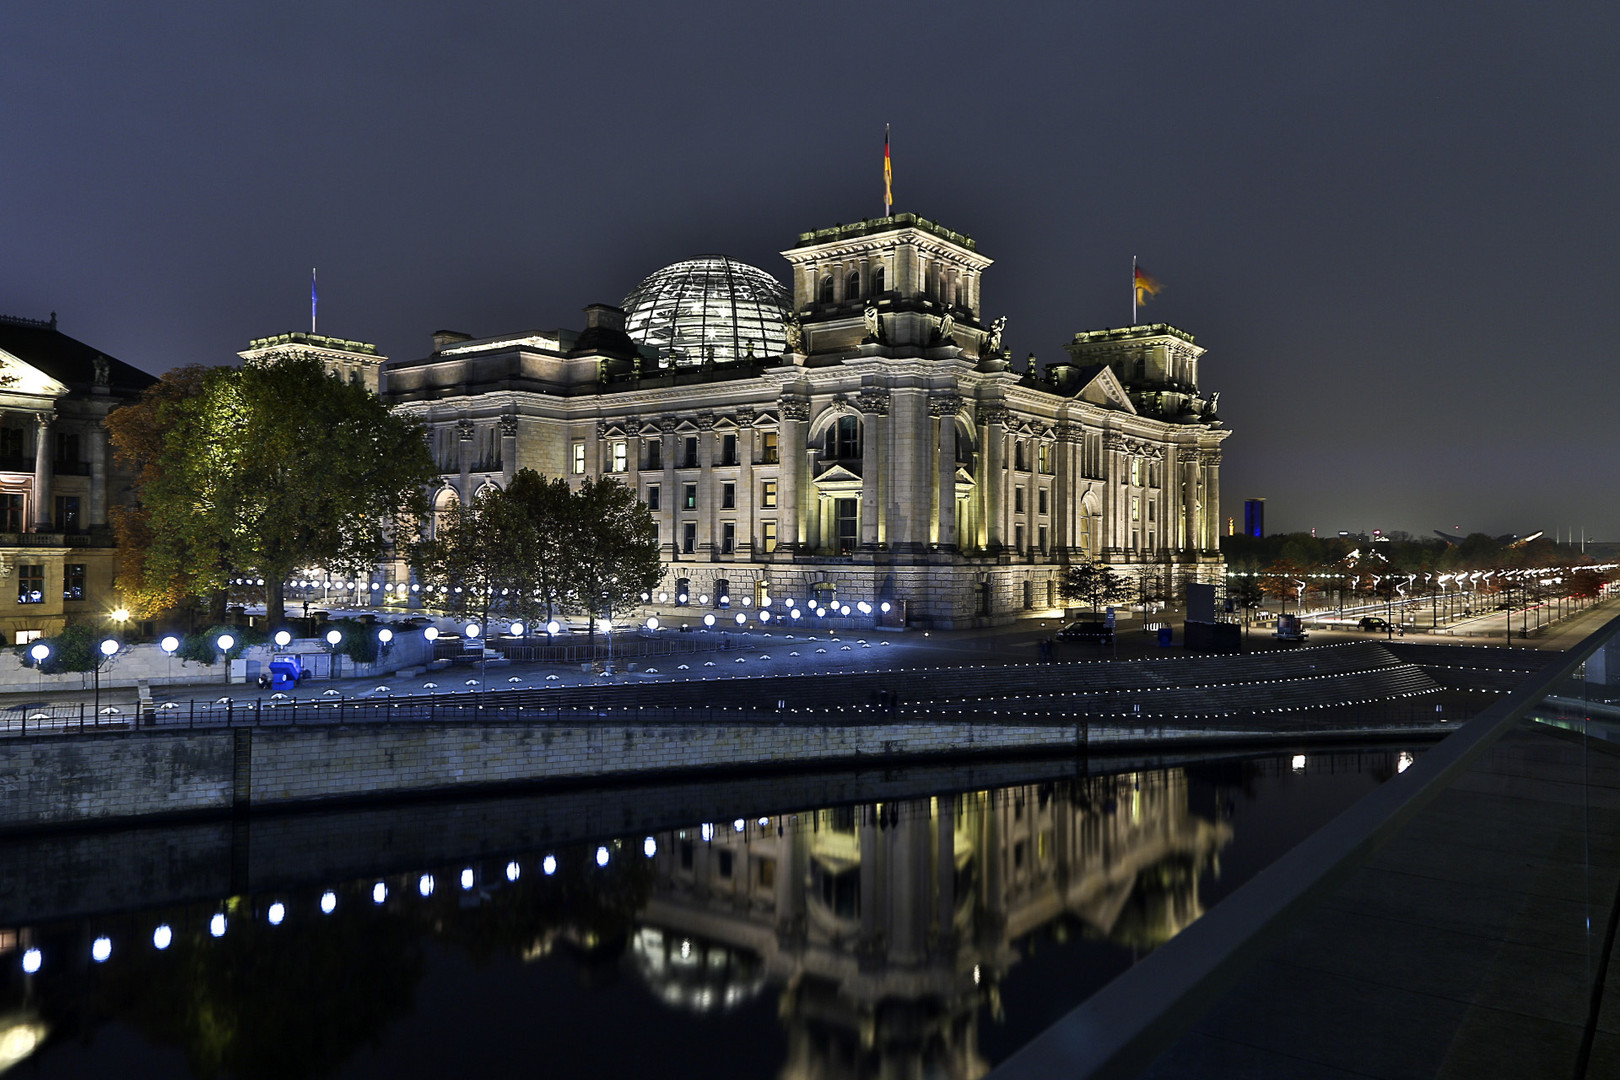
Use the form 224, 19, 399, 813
1, 754, 1411, 1079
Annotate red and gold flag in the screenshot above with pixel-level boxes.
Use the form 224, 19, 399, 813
1134, 264, 1161, 304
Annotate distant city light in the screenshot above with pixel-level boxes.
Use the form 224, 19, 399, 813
320, 892, 337, 914
153, 925, 173, 950
210, 914, 227, 937
267, 902, 285, 926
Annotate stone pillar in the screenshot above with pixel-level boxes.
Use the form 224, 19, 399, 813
697, 414, 715, 560
1204, 450, 1222, 551
1054, 424, 1076, 552
455, 418, 473, 502
980, 408, 1007, 551
32, 412, 54, 531
499, 415, 518, 484
88, 423, 108, 530
886, 388, 928, 552
660, 420, 677, 559
857, 392, 887, 548
1101, 433, 1125, 555
932, 396, 960, 549
778, 399, 808, 552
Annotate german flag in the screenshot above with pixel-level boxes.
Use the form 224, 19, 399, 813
1134, 264, 1161, 305
884, 126, 893, 217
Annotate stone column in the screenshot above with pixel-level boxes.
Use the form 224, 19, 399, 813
660, 420, 677, 559
857, 392, 887, 548
885, 388, 927, 552
932, 396, 960, 549
778, 398, 808, 552
696, 414, 715, 560
455, 418, 473, 501
980, 407, 1007, 551
1204, 450, 1222, 552
1055, 423, 1076, 553
88, 423, 108, 530
31, 413, 54, 531
1101, 433, 1127, 555
499, 415, 518, 484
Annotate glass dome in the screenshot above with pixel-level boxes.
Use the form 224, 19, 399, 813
621, 256, 790, 368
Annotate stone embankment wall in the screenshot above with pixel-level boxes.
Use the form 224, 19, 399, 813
1, 719, 1089, 831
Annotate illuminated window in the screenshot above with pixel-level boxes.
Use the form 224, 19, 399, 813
1131, 496, 1140, 521
572, 442, 586, 475
760, 480, 777, 508
54, 495, 80, 531
611, 441, 628, 472
17, 564, 44, 605
64, 563, 85, 601
1038, 443, 1052, 474
762, 521, 777, 553
1130, 458, 1141, 486
683, 484, 697, 510
760, 431, 779, 464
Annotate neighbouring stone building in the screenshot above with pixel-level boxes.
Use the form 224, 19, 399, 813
383, 213, 1230, 627
0, 314, 154, 642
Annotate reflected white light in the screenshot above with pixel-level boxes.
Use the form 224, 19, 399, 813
734, 613, 746, 626
378, 628, 393, 644
543, 855, 557, 876
20, 948, 41, 974
699, 594, 710, 605
216, 633, 234, 651
509, 622, 525, 636
758, 817, 769, 827
91, 937, 112, 963
465, 623, 481, 639
423, 626, 439, 642
506, 861, 521, 882
372, 882, 388, 904
791, 609, 801, 619
644, 837, 657, 858
547, 620, 561, 636
153, 924, 173, 950
700, 823, 715, 842
733, 818, 745, 832
460, 868, 475, 890
880, 602, 891, 613
1397, 752, 1414, 774
759, 611, 770, 623
419, 873, 435, 897
595, 846, 609, 867
320, 891, 337, 914
210, 914, 227, 938
858, 601, 872, 614
703, 614, 716, 627
274, 630, 291, 647
1291, 754, 1307, 773
267, 902, 285, 926
646, 617, 659, 630
659, 592, 668, 603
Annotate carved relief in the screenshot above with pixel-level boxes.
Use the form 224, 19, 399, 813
456, 418, 475, 441
498, 415, 518, 438
977, 405, 1011, 427
855, 391, 890, 416
779, 398, 811, 422
928, 394, 963, 418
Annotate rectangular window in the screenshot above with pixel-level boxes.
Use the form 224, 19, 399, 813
55, 432, 80, 464
572, 442, 586, 475
762, 520, 777, 553
611, 441, 628, 472
17, 564, 43, 605
1015, 442, 1027, 471
1038, 489, 1048, 515
1015, 487, 1025, 513
1130, 458, 1141, 486
1131, 496, 1140, 521
0, 494, 20, 532
835, 498, 858, 554
1148, 501, 1156, 521
55, 495, 80, 531
0, 428, 22, 460
760, 480, 777, 508
645, 485, 660, 511
63, 563, 85, 601
1038, 444, 1051, 474
1015, 524, 1025, 552
646, 440, 662, 470
1149, 462, 1160, 488
683, 436, 698, 468
683, 484, 697, 510
682, 523, 696, 554
760, 431, 779, 464
1039, 525, 1049, 554
721, 482, 736, 509
721, 433, 737, 466
721, 522, 736, 554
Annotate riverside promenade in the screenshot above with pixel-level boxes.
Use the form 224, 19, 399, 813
992, 606, 1620, 1080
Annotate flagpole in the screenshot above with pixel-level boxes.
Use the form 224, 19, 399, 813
1132, 255, 1137, 326
311, 268, 318, 335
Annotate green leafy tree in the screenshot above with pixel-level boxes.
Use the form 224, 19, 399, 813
565, 476, 663, 649
131, 356, 434, 627
1059, 557, 1130, 612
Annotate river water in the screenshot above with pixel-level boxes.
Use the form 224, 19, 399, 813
0, 746, 1417, 1079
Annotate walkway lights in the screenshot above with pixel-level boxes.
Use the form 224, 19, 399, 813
325, 629, 342, 678
29, 642, 49, 697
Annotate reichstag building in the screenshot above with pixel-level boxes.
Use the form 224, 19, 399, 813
379, 212, 1230, 627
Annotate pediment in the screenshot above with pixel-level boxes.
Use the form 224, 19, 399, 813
1076, 367, 1136, 412
0, 348, 70, 400
672, 419, 702, 434
812, 462, 863, 484
636, 421, 662, 437
600, 422, 631, 438
954, 466, 976, 485
751, 410, 779, 428
711, 416, 740, 432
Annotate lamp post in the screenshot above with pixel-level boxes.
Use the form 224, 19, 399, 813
465, 622, 484, 699
325, 629, 342, 679
160, 635, 179, 687
30, 642, 49, 701
94, 637, 119, 716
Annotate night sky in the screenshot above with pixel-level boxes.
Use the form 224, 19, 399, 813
3, 3, 1615, 539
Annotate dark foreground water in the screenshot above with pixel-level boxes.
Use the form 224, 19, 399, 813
1, 746, 1417, 1079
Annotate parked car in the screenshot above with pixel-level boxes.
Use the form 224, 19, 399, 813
1058, 620, 1114, 644
1358, 616, 1389, 632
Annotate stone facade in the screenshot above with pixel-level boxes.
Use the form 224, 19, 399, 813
384, 214, 1229, 627
0, 314, 153, 641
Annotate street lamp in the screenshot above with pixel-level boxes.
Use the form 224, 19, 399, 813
325, 629, 342, 678
465, 623, 485, 695
94, 637, 119, 716
30, 641, 49, 698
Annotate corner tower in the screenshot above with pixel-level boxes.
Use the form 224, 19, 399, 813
239, 332, 386, 395
781, 214, 994, 359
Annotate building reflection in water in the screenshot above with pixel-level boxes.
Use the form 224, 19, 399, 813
629, 770, 1231, 1080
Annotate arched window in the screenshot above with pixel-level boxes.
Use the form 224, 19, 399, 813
820, 275, 835, 303
871, 266, 885, 294
846, 270, 861, 298
826, 415, 861, 459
